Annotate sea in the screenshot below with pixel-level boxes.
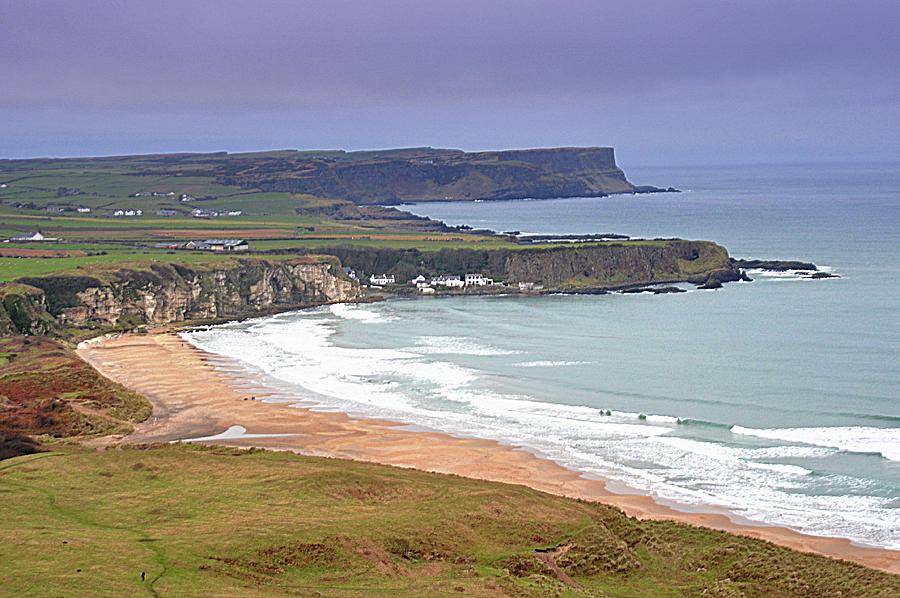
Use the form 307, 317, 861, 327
184, 162, 900, 549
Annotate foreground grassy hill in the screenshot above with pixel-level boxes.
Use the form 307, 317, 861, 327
1, 444, 897, 597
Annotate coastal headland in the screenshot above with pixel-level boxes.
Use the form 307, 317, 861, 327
1, 147, 894, 594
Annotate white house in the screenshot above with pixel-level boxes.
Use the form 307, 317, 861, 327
225, 210, 243, 216
76, 207, 91, 213
203, 239, 249, 252
370, 274, 395, 285
410, 275, 427, 285
431, 275, 465, 288
465, 273, 493, 287
113, 209, 125, 216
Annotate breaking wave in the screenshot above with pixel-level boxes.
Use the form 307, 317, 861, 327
182, 303, 900, 550
731, 425, 900, 462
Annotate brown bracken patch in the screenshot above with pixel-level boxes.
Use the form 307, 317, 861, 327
0, 336, 151, 458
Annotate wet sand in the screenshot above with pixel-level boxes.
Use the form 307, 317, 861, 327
78, 331, 900, 574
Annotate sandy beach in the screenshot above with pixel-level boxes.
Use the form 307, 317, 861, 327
78, 330, 900, 574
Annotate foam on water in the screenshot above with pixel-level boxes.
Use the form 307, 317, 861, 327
413, 336, 522, 356
513, 360, 592, 367
329, 303, 395, 322
183, 304, 900, 550
732, 425, 900, 462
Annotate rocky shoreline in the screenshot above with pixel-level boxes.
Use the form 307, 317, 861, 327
0, 239, 836, 338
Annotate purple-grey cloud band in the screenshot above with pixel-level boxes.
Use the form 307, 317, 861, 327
1, 1, 898, 161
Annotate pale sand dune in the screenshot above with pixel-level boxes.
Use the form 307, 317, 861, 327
78, 331, 900, 574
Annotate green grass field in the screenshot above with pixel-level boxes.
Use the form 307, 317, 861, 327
1, 156, 696, 284
1, 444, 897, 597
0, 250, 241, 281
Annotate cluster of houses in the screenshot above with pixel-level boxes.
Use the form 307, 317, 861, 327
411, 273, 495, 288
190, 208, 242, 218
111, 207, 243, 218
154, 239, 249, 252
360, 270, 543, 294
132, 191, 175, 198
366, 272, 496, 292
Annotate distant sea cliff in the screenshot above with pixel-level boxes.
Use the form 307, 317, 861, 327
219, 147, 672, 204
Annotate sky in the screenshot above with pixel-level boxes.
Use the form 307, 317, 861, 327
2, 0, 898, 165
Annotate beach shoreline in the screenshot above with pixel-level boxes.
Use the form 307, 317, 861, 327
77, 329, 900, 574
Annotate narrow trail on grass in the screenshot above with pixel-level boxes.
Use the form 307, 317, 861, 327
534, 544, 579, 588
0, 451, 62, 472
0, 453, 168, 597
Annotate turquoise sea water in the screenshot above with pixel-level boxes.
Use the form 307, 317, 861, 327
186, 163, 900, 548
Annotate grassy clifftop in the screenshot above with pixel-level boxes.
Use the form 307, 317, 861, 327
1, 444, 896, 597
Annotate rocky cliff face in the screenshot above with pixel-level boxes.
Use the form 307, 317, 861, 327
0, 284, 58, 335
302, 240, 736, 291
15, 258, 359, 330
503, 241, 733, 288
224, 147, 637, 204
4, 242, 737, 336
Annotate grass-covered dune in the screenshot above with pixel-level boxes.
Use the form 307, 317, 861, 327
1, 444, 897, 597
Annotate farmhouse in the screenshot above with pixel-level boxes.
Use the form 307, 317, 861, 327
156, 209, 179, 216
203, 239, 249, 252
7, 231, 56, 242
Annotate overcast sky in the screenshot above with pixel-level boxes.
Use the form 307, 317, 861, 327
2, 0, 898, 164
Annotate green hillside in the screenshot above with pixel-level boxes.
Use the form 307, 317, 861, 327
1, 444, 896, 597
